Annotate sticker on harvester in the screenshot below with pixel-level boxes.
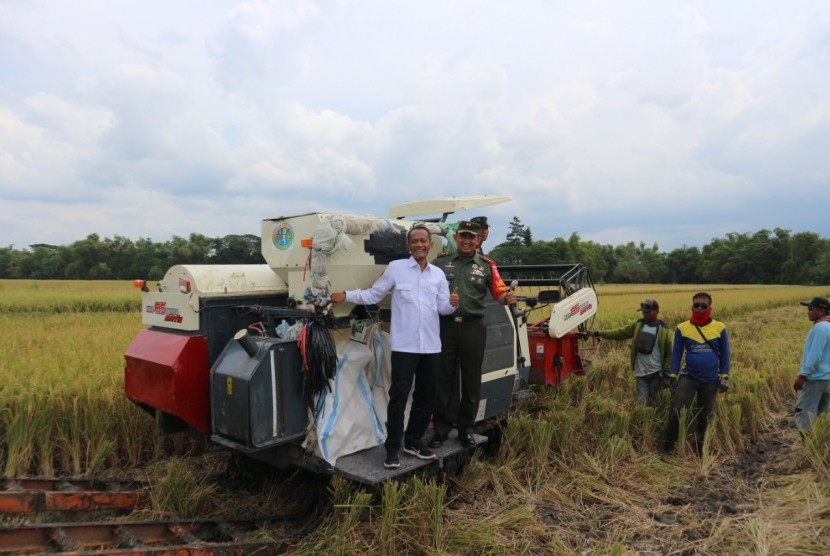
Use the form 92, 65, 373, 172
475, 399, 487, 421
272, 223, 294, 250
226, 376, 233, 396
536, 344, 544, 358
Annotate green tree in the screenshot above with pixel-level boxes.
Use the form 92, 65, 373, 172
610, 242, 650, 283
103, 236, 137, 279
131, 238, 165, 280
26, 244, 66, 279
209, 234, 262, 264
506, 217, 531, 246
488, 243, 528, 264
573, 238, 611, 283
0, 246, 13, 278
65, 234, 109, 279
666, 246, 703, 283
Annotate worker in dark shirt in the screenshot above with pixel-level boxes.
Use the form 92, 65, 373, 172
585, 299, 673, 406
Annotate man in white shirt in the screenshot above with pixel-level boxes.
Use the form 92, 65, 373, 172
331, 224, 458, 469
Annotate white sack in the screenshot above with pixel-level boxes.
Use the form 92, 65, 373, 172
305, 335, 387, 466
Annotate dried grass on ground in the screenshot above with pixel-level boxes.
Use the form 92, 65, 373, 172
287, 299, 830, 554
1, 281, 829, 553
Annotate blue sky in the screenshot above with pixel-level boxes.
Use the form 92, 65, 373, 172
1, 1, 828, 251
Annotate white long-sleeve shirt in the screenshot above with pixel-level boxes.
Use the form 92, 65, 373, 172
345, 257, 455, 354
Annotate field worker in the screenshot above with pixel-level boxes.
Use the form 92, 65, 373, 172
470, 216, 490, 254
331, 223, 459, 469
584, 299, 673, 406
663, 292, 731, 454
430, 220, 516, 449
793, 296, 830, 434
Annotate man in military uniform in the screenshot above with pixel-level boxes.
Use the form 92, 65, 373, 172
470, 216, 490, 254
430, 220, 516, 448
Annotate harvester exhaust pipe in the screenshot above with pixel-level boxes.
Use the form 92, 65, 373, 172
234, 329, 259, 357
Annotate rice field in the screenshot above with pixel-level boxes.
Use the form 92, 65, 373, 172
1, 279, 829, 553
0, 279, 191, 477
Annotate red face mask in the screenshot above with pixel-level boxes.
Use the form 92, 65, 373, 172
690, 306, 713, 325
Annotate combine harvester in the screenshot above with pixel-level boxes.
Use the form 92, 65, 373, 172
124, 196, 597, 486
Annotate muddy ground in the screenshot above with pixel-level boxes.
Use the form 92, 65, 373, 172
630, 410, 817, 555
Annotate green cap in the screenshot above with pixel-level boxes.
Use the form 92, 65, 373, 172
456, 221, 481, 236
470, 216, 489, 228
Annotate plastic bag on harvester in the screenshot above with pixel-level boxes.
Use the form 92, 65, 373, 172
313, 219, 354, 255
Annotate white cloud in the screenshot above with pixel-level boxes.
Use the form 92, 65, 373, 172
1, 0, 829, 252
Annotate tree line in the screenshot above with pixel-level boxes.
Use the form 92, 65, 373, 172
488, 217, 830, 285
0, 233, 262, 280
1, 219, 829, 284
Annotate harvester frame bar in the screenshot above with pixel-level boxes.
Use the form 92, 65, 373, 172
497, 263, 594, 296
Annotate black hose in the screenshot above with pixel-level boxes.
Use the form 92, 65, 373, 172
299, 318, 338, 413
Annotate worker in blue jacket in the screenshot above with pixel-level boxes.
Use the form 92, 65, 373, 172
663, 292, 730, 454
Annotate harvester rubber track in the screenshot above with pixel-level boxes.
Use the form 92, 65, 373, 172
0, 477, 146, 514
0, 519, 283, 554
0, 476, 325, 554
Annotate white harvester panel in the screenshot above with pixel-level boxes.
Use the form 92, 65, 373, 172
548, 287, 598, 338
387, 195, 511, 219
142, 264, 288, 331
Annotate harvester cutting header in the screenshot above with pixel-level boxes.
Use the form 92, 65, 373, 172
125, 195, 598, 484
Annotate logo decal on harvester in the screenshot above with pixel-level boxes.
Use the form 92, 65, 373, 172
147, 302, 183, 323
273, 223, 294, 250
563, 301, 593, 321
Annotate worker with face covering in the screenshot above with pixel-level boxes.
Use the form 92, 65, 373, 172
663, 292, 731, 454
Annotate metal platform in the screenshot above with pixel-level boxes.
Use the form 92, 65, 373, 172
331, 430, 487, 486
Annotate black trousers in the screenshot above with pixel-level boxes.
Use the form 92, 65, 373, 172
663, 374, 719, 451
385, 351, 440, 453
434, 318, 486, 435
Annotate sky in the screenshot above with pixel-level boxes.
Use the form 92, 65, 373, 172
1, 0, 829, 253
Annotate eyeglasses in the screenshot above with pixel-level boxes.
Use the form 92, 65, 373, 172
692, 303, 709, 309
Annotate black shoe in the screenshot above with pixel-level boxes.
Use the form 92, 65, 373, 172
403, 441, 437, 460
459, 432, 476, 448
384, 451, 400, 469
428, 433, 447, 449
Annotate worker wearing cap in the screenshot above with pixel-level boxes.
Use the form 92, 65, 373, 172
470, 216, 490, 254
584, 299, 673, 406
430, 220, 516, 448
663, 292, 731, 454
793, 296, 830, 434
